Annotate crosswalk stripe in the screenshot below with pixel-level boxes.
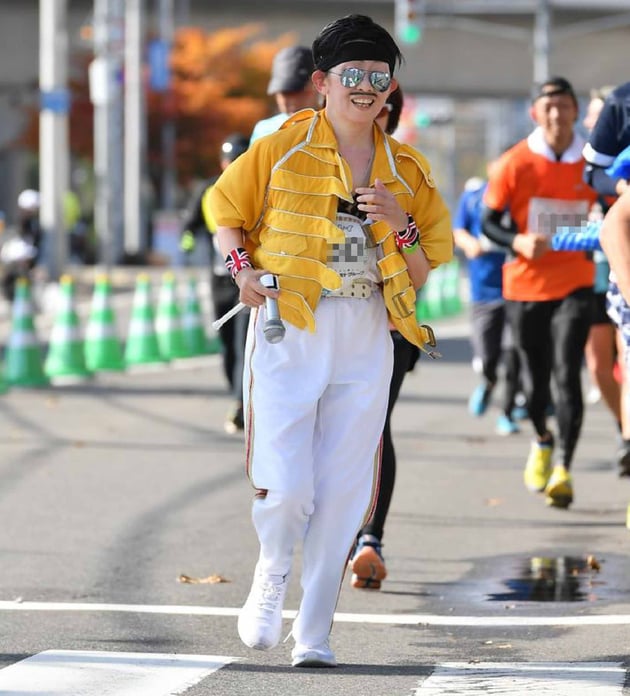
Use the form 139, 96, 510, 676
414, 662, 625, 695
1, 600, 630, 627
0, 650, 238, 695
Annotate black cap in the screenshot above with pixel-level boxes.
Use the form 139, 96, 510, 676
267, 46, 314, 95
221, 133, 249, 162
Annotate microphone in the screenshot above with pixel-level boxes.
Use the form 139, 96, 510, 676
259, 273, 286, 344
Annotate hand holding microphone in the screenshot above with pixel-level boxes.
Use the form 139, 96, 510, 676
217, 269, 285, 343
259, 273, 286, 343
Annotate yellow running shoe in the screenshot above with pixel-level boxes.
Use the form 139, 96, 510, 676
545, 465, 573, 509
523, 440, 553, 492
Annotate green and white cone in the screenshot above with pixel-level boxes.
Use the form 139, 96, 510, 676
442, 258, 463, 316
44, 274, 91, 381
85, 274, 125, 372
124, 274, 166, 366
4, 278, 48, 387
181, 276, 209, 356
155, 272, 188, 360
424, 264, 444, 319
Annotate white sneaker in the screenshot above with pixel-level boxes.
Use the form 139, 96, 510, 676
237, 572, 288, 650
291, 641, 337, 668
586, 386, 601, 404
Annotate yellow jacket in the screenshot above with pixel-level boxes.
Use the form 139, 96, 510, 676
205, 109, 453, 349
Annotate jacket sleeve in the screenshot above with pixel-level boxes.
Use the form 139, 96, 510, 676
399, 148, 453, 268
482, 206, 517, 248
206, 141, 271, 232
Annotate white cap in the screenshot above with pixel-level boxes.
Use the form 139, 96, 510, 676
17, 189, 40, 212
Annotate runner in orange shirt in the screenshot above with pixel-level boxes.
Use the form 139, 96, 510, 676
482, 77, 597, 508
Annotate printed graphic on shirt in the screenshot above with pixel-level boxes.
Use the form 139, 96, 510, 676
527, 197, 589, 238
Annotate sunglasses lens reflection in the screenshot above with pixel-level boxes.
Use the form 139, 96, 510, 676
339, 68, 391, 92
370, 72, 391, 92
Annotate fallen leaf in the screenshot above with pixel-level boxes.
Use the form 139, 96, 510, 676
484, 498, 504, 507
586, 555, 601, 572
178, 573, 230, 584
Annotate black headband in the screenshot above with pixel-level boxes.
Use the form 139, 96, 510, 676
315, 39, 396, 74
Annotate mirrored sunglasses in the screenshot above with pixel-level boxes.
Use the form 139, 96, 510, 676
328, 67, 392, 93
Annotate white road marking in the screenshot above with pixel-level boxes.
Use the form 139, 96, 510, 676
414, 662, 625, 695
0, 650, 237, 695
1, 600, 630, 626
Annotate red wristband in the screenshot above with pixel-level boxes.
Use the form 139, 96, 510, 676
395, 214, 420, 251
225, 247, 253, 280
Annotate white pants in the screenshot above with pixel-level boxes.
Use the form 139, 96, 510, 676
242, 293, 393, 648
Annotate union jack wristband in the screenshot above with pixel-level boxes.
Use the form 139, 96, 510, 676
225, 247, 253, 281
395, 214, 420, 253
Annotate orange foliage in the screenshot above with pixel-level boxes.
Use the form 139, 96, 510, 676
155, 24, 297, 184
17, 24, 299, 187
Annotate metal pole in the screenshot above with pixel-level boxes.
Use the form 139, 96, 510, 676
159, 0, 176, 211
176, 0, 191, 26
93, 0, 112, 268
111, 0, 125, 265
533, 0, 550, 85
92, 0, 124, 269
124, 0, 146, 260
39, 0, 69, 281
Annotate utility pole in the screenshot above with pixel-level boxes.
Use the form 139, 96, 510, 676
39, 0, 69, 281
124, 0, 146, 261
158, 0, 176, 211
533, 0, 551, 85
91, 0, 125, 269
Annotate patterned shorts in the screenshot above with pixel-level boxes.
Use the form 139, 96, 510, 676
607, 281, 630, 366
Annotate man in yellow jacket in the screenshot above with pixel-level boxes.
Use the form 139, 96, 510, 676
205, 13, 452, 668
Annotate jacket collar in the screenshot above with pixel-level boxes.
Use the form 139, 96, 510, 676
527, 126, 585, 163
280, 108, 405, 186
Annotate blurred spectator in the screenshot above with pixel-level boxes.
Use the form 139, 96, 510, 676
249, 46, 320, 144
1, 189, 41, 301
453, 161, 522, 436
482, 76, 598, 509
181, 133, 250, 433
601, 193, 630, 406
348, 86, 422, 591
583, 80, 630, 475
579, 87, 623, 455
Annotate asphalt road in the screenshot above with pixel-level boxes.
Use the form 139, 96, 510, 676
1, 303, 630, 695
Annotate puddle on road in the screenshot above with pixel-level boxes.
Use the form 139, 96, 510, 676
486, 555, 605, 602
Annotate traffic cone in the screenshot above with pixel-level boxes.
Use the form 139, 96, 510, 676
416, 286, 430, 323
424, 264, 444, 319
181, 276, 209, 356
44, 275, 91, 381
124, 274, 166, 366
4, 278, 48, 387
155, 272, 188, 360
84, 274, 125, 372
207, 332, 222, 355
442, 258, 463, 316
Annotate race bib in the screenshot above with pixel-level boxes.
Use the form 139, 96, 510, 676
527, 197, 589, 238
328, 212, 380, 286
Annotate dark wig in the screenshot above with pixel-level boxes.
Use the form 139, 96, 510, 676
385, 86, 404, 134
312, 14, 403, 75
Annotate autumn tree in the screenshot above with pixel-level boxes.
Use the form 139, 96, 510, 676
18, 23, 297, 188
151, 23, 296, 185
